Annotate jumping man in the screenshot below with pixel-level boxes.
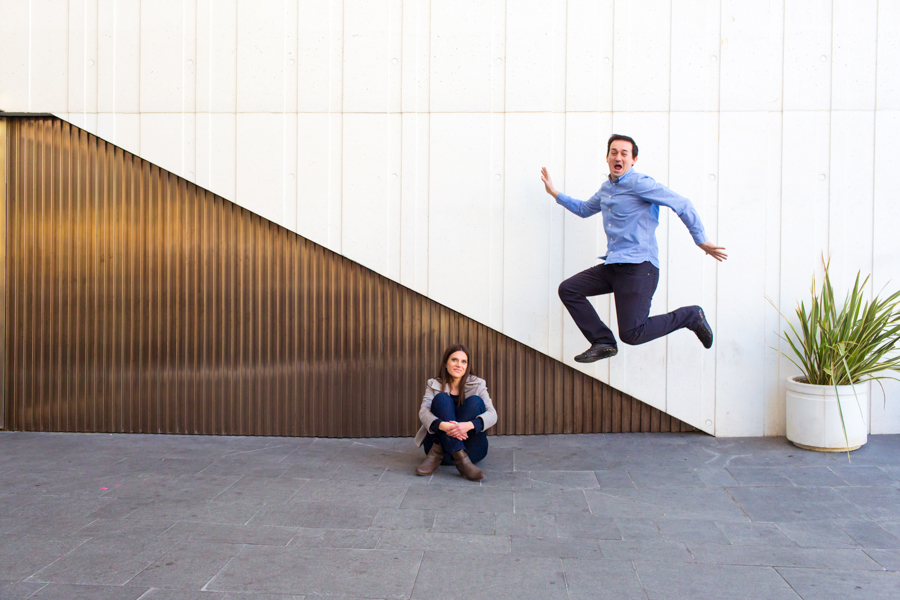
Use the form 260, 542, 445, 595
541, 134, 727, 363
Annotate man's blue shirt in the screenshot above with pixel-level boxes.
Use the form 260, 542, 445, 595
555, 169, 708, 268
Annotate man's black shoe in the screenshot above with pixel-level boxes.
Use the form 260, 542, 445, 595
574, 343, 618, 363
691, 307, 714, 349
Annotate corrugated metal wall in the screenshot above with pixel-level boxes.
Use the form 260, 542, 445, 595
1, 116, 691, 437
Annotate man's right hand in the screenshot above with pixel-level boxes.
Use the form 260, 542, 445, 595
541, 167, 559, 199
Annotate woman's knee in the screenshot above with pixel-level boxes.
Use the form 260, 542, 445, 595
432, 392, 455, 408
462, 395, 486, 413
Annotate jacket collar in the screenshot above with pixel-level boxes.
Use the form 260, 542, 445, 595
428, 376, 480, 392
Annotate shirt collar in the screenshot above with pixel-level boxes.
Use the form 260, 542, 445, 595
608, 168, 636, 184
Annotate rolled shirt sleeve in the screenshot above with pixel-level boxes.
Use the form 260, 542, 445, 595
555, 191, 603, 219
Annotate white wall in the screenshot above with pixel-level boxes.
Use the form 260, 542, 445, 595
1, 0, 898, 436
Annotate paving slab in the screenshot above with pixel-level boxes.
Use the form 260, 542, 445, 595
687, 542, 883, 570
776, 567, 900, 599
593, 468, 636, 489
837, 520, 900, 549
553, 513, 620, 539
0, 535, 90, 581
776, 520, 862, 548
400, 484, 513, 512
561, 558, 646, 600
727, 467, 794, 486
369, 508, 436, 531
585, 488, 748, 521
376, 530, 509, 553
635, 561, 801, 600
494, 512, 557, 537
829, 466, 898, 486
835, 486, 900, 521
127, 541, 242, 590
657, 518, 730, 544
864, 549, 900, 570
597, 540, 695, 563
28, 536, 177, 586
25, 583, 148, 600
208, 476, 306, 504
432, 510, 497, 534
287, 528, 382, 550
206, 546, 422, 598
136, 590, 227, 599
778, 466, 847, 487
161, 522, 298, 546
509, 536, 602, 559
248, 502, 378, 530
411, 553, 567, 600
513, 446, 609, 471
527, 470, 600, 489
727, 486, 868, 522
477, 470, 533, 490
513, 489, 591, 515
614, 518, 664, 541
626, 466, 706, 488
714, 521, 798, 547
0, 581, 47, 600
219, 594, 303, 600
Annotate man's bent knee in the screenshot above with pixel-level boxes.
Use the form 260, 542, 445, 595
618, 329, 644, 346
558, 280, 579, 301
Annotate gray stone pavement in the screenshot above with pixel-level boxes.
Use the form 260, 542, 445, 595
1, 431, 899, 600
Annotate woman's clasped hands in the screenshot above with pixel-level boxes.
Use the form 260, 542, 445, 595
439, 420, 474, 441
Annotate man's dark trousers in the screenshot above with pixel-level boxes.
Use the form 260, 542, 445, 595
558, 261, 701, 346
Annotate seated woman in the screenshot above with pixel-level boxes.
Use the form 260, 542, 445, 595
414, 344, 497, 481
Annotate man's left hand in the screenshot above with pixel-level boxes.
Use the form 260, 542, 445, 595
698, 241, 727, 261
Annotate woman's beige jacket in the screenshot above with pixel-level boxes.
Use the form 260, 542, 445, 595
414, 376, 498, 447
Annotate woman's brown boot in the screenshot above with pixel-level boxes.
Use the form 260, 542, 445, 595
451, 449, 485, 481
415, 443, 444, 476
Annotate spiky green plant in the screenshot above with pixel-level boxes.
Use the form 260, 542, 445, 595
769, 257, 900, 454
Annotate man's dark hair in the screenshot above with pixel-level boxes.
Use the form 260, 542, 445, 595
607, 134, 638, 158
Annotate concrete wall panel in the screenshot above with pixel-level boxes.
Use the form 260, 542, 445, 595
783, 0, 832, 111
716, 112, 772, 437
236, 0, 285, 113
428, 113, 493, 325
876, 1, 900, 110
719, 0, 784, 112
565, 0, 613, 113
871, 110, 900, 433
832, 0, 878, 111
666, 112, 719, 432
670, 0, 720, 112
31, 0, 70, 112
612, 0, 670, 112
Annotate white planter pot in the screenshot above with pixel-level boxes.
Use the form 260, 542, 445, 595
785, 377, 869, 452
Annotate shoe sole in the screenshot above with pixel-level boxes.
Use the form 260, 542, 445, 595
574, 349, 618, 363
696, 309, 713, 349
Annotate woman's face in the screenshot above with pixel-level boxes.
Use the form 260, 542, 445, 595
445, 350, 468, 381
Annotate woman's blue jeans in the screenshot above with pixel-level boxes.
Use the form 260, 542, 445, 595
423, 393, 489, 465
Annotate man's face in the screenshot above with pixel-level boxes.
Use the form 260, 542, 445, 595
607, 140, 637, 179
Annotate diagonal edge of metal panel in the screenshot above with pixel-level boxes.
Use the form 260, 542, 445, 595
3, 116, 694, 437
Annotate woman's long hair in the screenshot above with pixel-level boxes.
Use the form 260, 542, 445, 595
436, 343, 473, 405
